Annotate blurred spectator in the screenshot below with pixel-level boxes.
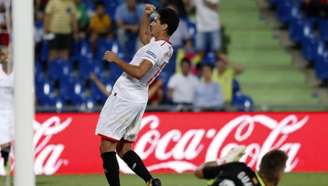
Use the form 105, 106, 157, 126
115, 0, 144, 60
193, 63, 224, 111
35, 11, 44, 60
89, 2, 111, 54
167, 4, 192, 49
44, 0, 78, 61
164, 0, 188, 18
185, 0, 221, 55
0, 0, 10, 47
213, 54, 244, 103
35, 0, 50, 12
166, 3, 193, 74
74, 0, 89, 32
168, 58, 199, 105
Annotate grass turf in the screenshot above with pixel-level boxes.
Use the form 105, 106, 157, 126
2, 173, 326, 186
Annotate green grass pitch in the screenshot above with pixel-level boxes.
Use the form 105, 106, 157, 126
2, 173, 326, 186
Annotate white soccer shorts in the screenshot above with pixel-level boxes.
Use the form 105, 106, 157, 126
95, 94, 146, 142
0, 111, 14, 145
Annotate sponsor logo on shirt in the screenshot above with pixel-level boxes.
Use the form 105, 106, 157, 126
146, 50, 157, 60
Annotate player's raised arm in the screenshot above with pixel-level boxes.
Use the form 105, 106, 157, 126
139, 4, 155, 45
103, 51, 153, 80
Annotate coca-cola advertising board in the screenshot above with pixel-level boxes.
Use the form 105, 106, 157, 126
1, 112, 327, 175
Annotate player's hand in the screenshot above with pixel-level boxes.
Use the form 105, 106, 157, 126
144, 4, 155, 16
103, 51, 118, 63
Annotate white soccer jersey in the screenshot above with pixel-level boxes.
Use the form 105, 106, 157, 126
112, 38, 173, 103
0, 64, 14, 111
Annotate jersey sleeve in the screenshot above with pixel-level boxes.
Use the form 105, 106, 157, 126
203, 162, 246, 180
141, 41, 163, 65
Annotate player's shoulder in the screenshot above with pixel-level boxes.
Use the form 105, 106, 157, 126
225, 162, 249, 169
148, 38, 172, 50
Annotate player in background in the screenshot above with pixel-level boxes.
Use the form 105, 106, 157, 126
194, 147, 288, 186
0, 46, 14, 185
95, 4, 179, 186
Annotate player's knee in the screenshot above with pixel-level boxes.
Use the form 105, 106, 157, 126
99, 140, 117, 153
117, 143, 132, 157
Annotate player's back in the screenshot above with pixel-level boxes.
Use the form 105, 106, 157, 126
112, 38, 173, 103
210, 162, 264, 186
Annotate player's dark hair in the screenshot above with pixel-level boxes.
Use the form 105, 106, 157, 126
259, 150, 288, 185
157, 7, 179, 36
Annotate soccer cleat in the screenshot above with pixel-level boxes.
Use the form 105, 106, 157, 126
219, 145, 246, 164
147, 178, 161, 186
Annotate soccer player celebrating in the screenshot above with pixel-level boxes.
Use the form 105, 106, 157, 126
194, 147, 288, 186
0, 47, 14, 175
95, 4, 179, 186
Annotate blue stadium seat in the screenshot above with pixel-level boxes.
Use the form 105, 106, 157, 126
319, 19, 328, 42
77, 56, 95, 80
276, 0, 293, 25
104, 0, 121, 20
288, 18, 304, 43
59, 76, 85, 105
36, 79, 55, 106
185, 18, 197, 46
47, 58, 72, 81
232, 93, 254, 112
232, 79, 241, 97
73, 39, 93, 59
83, 96, 97, 111
95, 38, 115, 60
314, 52, 328, 81
301, 36, 318, 62
203, 52, 217, 66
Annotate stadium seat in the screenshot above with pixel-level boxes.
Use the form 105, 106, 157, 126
47, 59, 72, 81
319, 19, 328, 42
203, 52, 217, 65
77, 56, 95, 80
95, 37, 115, 60
59, 76, 85, 105
73, 39, 93, 59
314, 53, 328, 81
232, 93, 254, 112
39, 40, 49, 62
276, 0, 293, 25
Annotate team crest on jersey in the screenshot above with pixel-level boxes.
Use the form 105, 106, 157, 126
146, 50, 157, 59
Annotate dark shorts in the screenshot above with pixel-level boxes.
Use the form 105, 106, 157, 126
49, 33, 72, 50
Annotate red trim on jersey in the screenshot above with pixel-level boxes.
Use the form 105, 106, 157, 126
160, 39, 172, 46
98, 134, 120, 142
147, 62, 167, 85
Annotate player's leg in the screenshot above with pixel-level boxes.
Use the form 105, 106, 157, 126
218, 145, 246, 164
100, 138, 120, 186
194, 145, 246, 179
117, 141, 161, 186
0, 143, 10, 167
209, 29, 221, 54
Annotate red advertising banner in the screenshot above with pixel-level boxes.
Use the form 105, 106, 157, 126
1, 112, 327, 175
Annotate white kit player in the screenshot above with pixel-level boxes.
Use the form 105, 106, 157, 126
95, 4, 179, 186
0, 47, 14, 174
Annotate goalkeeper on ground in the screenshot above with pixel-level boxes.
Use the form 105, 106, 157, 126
194, 147, 288, 186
